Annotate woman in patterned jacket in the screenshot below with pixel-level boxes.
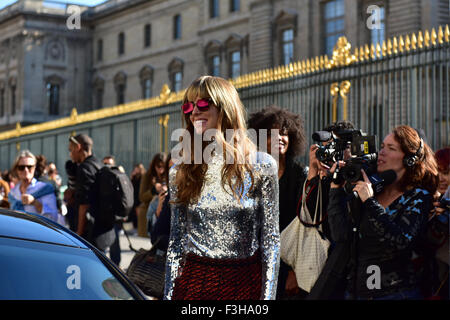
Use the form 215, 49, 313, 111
326, 125, 438, 300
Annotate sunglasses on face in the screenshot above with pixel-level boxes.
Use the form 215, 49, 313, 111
18, 165, 35, 171
181, 98, 212, 114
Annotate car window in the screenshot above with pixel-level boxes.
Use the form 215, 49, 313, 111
0, 237, 135, 300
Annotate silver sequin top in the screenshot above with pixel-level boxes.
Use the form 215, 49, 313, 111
164, 151, 280, 300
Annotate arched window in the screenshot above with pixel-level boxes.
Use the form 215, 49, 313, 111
44, 75, 64, 116
114, 72, 127, 105
273, 10, 298, 66
93, 77, 105, 109
139, 65, 154, 99
225, 34, 244, 79
168, 58, 184, 92
205, 40, 222, 76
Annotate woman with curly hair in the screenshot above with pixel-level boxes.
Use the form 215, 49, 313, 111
248, 105, 307, 299
164, 76, 280, 300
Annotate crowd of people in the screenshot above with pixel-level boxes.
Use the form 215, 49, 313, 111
0, 75, 448, 300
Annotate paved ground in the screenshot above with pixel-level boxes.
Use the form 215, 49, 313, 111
105, 222, 153, 272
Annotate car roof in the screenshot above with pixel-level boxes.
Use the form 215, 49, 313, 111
0, 208, 89, 248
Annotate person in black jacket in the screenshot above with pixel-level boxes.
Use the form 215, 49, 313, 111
69, 134, 114, 251
248, 105, 307, 299
324, 125, 439, 300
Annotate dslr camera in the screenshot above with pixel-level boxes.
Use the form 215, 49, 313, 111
312, 128, 378, 183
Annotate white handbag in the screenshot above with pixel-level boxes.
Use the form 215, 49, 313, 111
280, 180, 330, 292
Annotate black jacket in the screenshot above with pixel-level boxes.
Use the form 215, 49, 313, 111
313, 186, 432, 299
74, 155, 108, 237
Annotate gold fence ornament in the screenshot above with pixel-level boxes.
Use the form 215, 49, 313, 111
327, 36, 357, 69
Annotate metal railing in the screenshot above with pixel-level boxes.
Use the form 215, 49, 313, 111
0, 25, 448, 180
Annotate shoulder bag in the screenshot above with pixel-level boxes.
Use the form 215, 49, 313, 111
280, 180, 330, 292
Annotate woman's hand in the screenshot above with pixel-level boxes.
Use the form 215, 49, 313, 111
21, 194, 35, 205
22, 193, 43, 212
329, 161, 346, 188
155, 185, 168, 218
352, 170, 374, 202
308, 145, 330, 180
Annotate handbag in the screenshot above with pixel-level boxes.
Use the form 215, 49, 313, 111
125, 235, 166, 299
280, 180, 330, 292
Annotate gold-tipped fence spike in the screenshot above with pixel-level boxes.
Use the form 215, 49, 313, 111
306, 59, 311, 73
301, 60, 306, 74
438, 26, 444, 44
387, 39, 393, 55
424, 30, 430, 47
277, 66, 283, 79
298, 61, 303, 74
418, 31, 424, 48
405, 34, 411, 51
282, 65, 287, 78
411, 32, 417, 49
445, 25, 449, 42
370, 43, 375, 59
319, 56, 324, 70
315, 56, 320, 71
324, 55, 329, 69
292, 61, 298, 74
398, 35, 404, 52
250, 73, 255, 85
364, 44, 370, 59
393, 37, 398, 54
376, 43, 382, 58
381, 40, 387, 56
291, 62, 296, 75
353, 48, 359, 62
431, 28, 437, 46
359, 46, 365, 61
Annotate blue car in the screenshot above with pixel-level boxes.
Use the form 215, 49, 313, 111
0, 208, 146, 300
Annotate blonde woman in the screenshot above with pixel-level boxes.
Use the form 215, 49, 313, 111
8, 150, 59, 222
164, 76, 280, 300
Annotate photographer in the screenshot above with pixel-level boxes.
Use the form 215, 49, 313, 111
326, 125, 438, 300
305, 121, 355, 225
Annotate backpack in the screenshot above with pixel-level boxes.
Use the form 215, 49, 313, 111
95, 166, 134, 227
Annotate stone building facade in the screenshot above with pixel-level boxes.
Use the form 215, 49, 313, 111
0, 0, 448, 131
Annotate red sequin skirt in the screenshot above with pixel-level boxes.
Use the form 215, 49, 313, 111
172, 250, 262, 300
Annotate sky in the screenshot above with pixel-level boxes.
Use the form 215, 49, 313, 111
0, 0, 109, 11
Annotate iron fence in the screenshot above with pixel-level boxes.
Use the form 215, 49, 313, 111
0, 26, 448, 182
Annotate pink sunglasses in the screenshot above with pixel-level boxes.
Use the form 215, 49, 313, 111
181, 98, 212, 114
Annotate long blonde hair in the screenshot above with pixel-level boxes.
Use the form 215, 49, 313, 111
174, 76, 257, 205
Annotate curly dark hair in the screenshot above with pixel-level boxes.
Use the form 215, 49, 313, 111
247, 105, 306, 158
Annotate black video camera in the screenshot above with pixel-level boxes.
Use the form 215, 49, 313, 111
312, 128, 379, 193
